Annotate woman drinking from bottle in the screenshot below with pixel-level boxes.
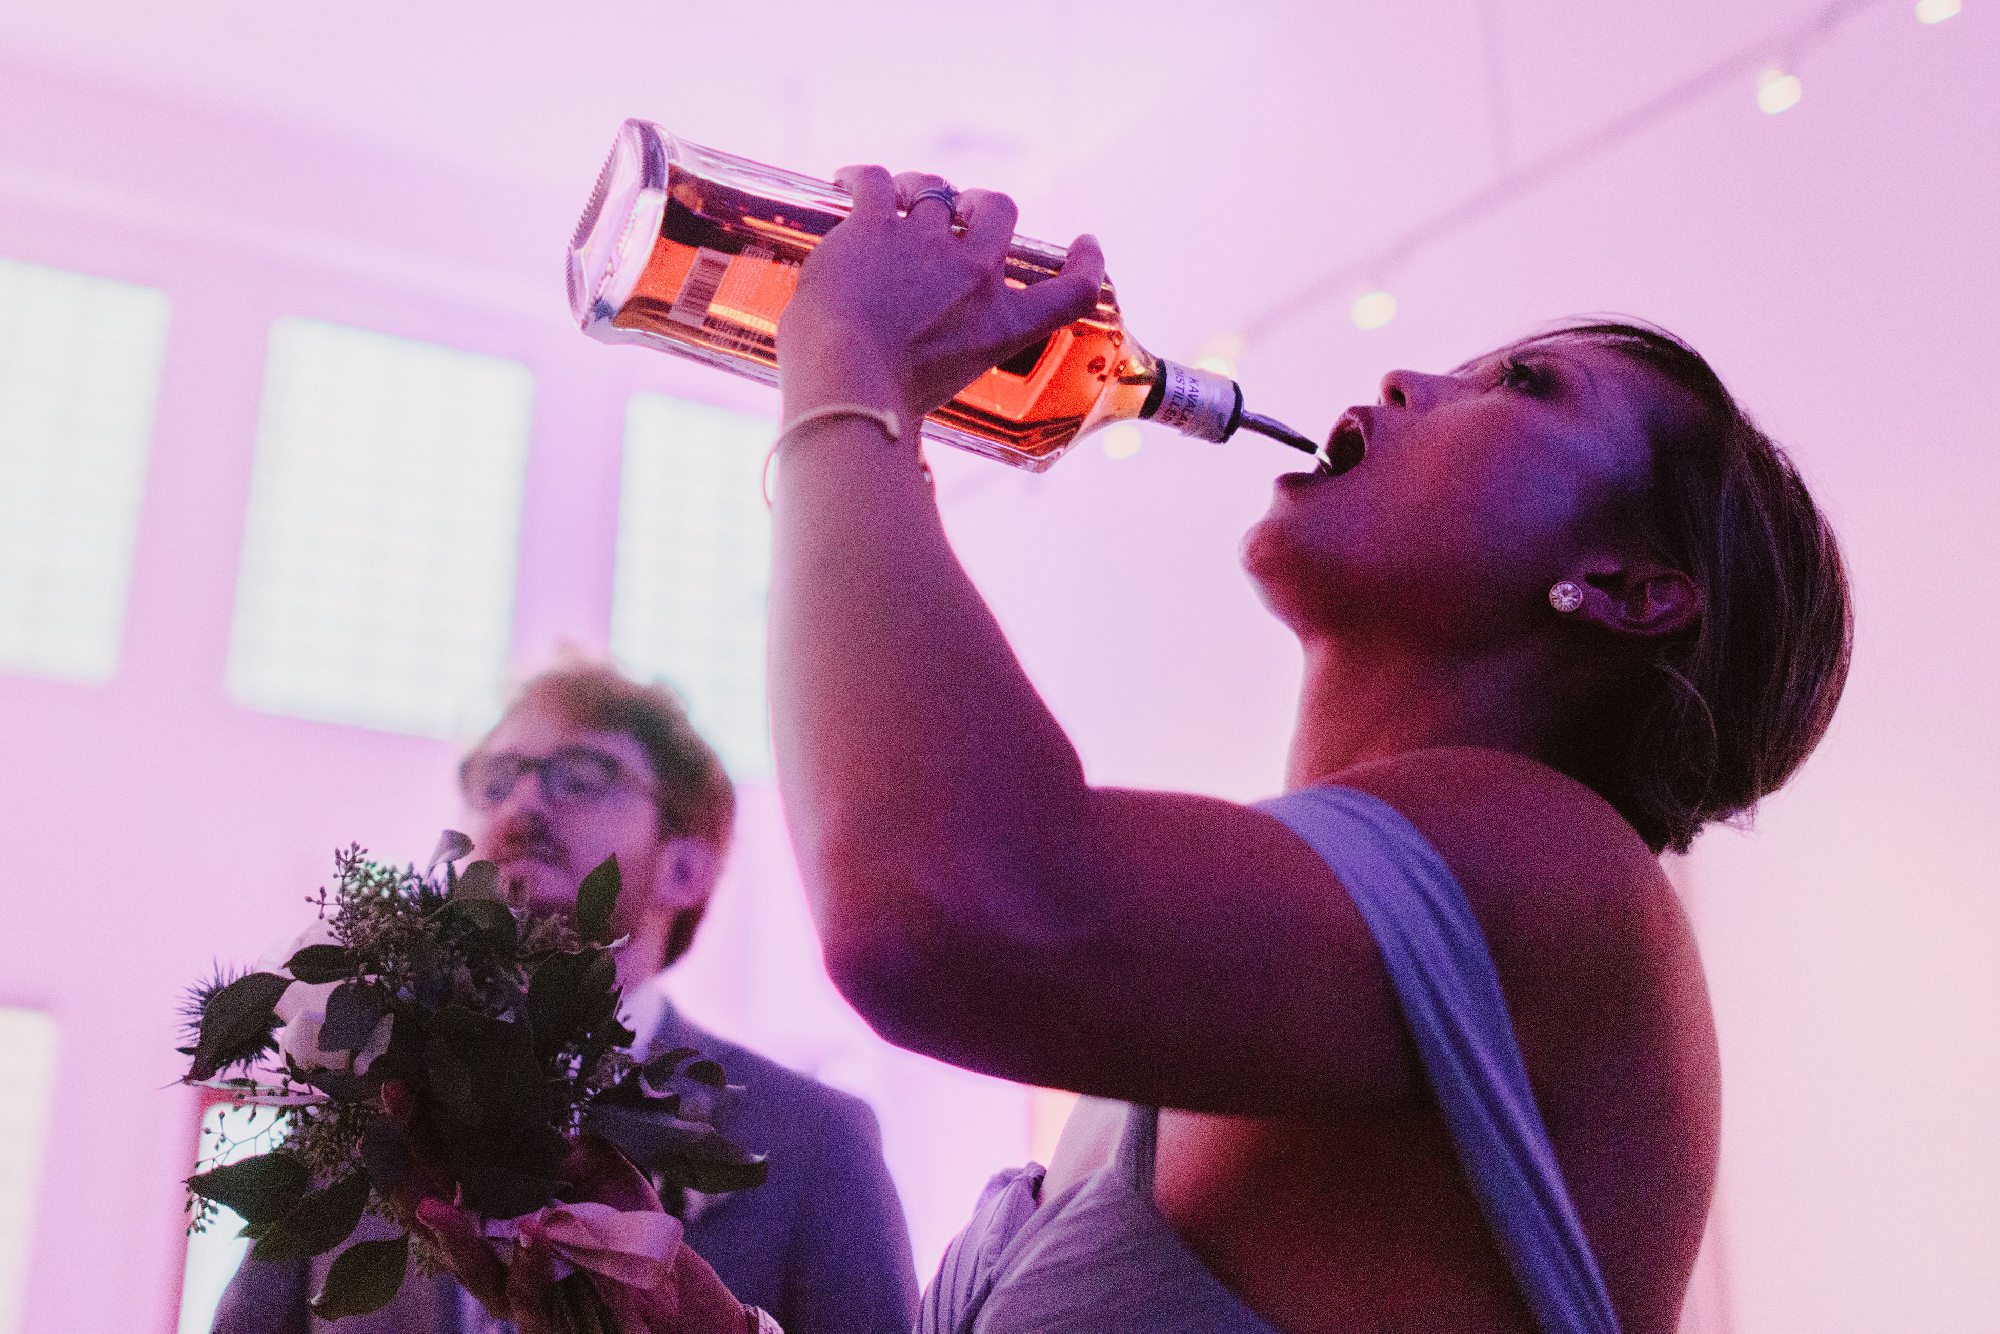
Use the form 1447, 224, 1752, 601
766, 162, 1847, 1334
434, 164, 1850, 1334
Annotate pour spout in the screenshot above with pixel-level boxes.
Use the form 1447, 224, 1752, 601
1235, 411, 1320, 456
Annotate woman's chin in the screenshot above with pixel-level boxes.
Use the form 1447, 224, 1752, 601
1238, 516, 1282, 584
1240, 510, 1336, 586
1239, 525, 1312, 623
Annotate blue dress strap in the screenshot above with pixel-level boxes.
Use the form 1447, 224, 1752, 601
1256, 785, 1622, 1334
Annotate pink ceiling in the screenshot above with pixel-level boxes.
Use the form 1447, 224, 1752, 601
0, 0, 1829, 335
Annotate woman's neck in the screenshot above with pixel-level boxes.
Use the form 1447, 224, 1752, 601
1284, 636, 1566, 790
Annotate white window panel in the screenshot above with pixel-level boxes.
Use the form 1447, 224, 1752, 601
611, 395, 775, 780
0, 1008, 58, 1334
176, 1102, 288, 1334
0, 258, 169, 682
228, 319, 531, 737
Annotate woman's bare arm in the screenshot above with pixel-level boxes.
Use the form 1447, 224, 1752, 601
767, 168, 1644, 1115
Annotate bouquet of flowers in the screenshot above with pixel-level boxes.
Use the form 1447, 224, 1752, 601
179, 832, 766, 1323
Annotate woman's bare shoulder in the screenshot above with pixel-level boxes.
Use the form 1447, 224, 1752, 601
1332, 745, 1666, 901
1330, 747, 1711, 1109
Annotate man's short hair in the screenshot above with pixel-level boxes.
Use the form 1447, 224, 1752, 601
502, 656, 735, 966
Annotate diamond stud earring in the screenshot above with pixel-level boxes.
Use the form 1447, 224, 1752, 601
1548, 580, 1585, 614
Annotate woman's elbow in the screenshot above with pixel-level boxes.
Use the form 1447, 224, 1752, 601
808, 845, 1014, 1047
809, 830, 939, 1000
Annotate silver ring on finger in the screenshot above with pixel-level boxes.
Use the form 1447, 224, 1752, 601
907, 185, 960, 221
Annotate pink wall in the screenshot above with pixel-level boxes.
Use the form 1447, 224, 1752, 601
0, 3, 1995, 1329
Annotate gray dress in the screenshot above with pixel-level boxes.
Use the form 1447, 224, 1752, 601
918, 785, 1621, 1334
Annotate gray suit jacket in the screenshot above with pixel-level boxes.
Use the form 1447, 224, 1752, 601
212, 1006, 918, 1334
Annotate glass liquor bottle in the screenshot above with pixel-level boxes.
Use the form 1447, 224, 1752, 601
568, 119, 1329, 474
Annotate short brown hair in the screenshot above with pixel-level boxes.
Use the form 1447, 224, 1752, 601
505, 657, 735, 964
1519, 321, 1852, 854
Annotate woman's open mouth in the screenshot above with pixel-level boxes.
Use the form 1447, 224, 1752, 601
1318, 410, 1369, 476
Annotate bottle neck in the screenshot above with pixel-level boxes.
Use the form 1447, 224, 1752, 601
1139, 359, 1244, 444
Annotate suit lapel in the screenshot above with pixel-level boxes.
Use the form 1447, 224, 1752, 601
630, 997, 755, 1225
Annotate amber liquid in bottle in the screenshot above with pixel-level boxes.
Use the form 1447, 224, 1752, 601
570, 123, 1320, 473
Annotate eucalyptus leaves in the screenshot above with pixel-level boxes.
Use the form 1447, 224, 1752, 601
180, 835, 766, 1321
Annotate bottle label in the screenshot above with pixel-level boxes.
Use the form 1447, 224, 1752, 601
1151, 362, 1240, 443
668, 247, 734, 329
668, 244, 786, 328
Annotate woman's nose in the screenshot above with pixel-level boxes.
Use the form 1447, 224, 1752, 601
1378, 368, 1456, 411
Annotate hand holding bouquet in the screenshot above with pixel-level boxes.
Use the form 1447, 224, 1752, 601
180, 834, 766, 1325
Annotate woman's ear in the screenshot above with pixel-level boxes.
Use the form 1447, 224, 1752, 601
648, 837, 720, 915
1570, 561, 1701, 639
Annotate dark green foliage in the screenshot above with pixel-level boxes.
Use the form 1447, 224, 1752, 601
320, 982, 389, 1053
423, 1028, 482, 1127
187, 972, 291, 1080
249, 1171, 371, 1262
179, 841, 768, 1324
403, 939, 454, 1011
527, 949, 608, 1055
358, 1119, 409, 1194
585, 1102, 769, 1195
452, 858, 501, 901
444, 894, 516, 937
286, 944, 357, 984
299, 1065, 370, 1103
639, 1045, 725, 1096
178, 964, 239, 1056
574, 856, 621, 945
187, 1151, 309, 1226
310, 1234, 410, 1318
423, 1007, 570, 1217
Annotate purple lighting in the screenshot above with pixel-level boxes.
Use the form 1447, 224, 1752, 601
0, 2, 1993, 1330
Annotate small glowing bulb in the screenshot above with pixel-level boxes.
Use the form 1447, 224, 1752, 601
1194, 332, 1244, 377
1351, 289, 1398, 330
1915, 0, 1960, 23
1101, 424, 1143, 460
1757, 67, 1803, 114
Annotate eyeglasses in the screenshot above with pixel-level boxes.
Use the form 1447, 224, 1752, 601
458, 746, 654, 812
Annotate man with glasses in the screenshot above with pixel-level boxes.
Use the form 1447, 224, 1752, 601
214, 658, 918, 1334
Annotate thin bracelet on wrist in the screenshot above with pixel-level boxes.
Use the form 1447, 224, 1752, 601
761, 403, 928, 507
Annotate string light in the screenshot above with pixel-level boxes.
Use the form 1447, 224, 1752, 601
1100, 423, 1142, 460
1237, 0, 1919, 349
1351, 289, 1399, 330
1757, 66, 1805, 114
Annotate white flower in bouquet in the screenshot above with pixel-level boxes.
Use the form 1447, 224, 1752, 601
273, 980, 394, 1076
256, 919, 394, 1076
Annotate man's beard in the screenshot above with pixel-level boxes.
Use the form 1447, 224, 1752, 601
495, 859, 579, 920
